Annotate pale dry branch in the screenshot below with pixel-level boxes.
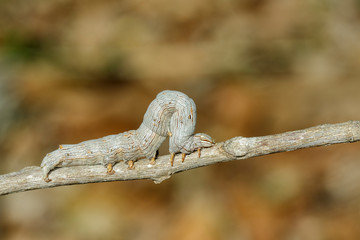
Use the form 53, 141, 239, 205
1, 121, 359, 196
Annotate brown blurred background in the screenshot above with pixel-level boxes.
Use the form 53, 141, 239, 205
1, 0, 360, 239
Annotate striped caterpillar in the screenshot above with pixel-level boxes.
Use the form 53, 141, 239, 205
41, 90, 214, 182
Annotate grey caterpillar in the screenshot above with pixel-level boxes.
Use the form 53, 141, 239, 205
41, 90, 214, 182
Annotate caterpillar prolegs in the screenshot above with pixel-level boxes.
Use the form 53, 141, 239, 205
40, 90, 214, 182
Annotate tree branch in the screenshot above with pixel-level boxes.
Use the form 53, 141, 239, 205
1, 121, 359, 196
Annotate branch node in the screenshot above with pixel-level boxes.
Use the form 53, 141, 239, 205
222, 137, 249, 157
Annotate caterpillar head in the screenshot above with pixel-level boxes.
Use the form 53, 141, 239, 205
190, 133, 215, 150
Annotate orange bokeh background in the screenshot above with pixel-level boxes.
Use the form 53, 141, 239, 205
1, 1, 360, 239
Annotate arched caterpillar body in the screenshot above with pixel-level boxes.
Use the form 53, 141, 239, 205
41, 90, 214, 182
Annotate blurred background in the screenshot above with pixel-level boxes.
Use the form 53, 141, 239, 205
1, 0, 360, 239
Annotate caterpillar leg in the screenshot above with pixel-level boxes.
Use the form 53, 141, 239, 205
149, 157, 156, 165
41, 151, 66, 183
41, 165, 52, 182
128, 160, 135, 170
181, 153, 186, 163
179, 150, 201, 164
43, 171, 52, 183
170, 153, 175, 166
149, 150, 158, 165
106, 163, 115, 175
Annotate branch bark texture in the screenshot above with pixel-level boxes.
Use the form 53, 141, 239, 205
1, 121, 359, 196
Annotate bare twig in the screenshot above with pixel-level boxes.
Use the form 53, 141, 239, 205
1, 121, 359, 196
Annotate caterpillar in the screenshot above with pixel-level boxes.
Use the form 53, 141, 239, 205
41, 90, 214, 182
